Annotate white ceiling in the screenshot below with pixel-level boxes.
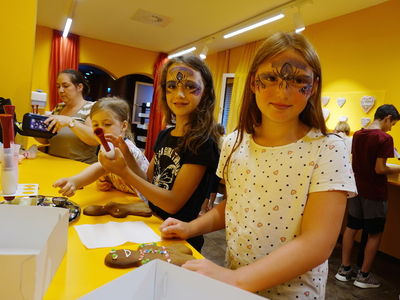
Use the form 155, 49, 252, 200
37, 0, 388, 56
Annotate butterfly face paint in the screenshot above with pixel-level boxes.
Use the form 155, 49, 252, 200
166, 66, 203, 96
254, 58, 314, 97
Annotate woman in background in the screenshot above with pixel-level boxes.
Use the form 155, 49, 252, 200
36, 69, 98, 164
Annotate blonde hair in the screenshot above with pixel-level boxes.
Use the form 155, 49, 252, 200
334, 121, 350, 136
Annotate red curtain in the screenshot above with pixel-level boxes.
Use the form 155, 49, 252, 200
49, 30, 80, 110
144, 53, 168, 161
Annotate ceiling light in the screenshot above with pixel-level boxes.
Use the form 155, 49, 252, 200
168, 47, 197, 59
293, 9, 305, 34
223, 14, 285, 39
199, 46, 208, 60
62, 18, 72, 38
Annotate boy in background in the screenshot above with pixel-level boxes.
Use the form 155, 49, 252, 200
336, 104, 400, 288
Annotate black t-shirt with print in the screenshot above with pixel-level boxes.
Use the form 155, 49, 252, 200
150, 127, 220, 222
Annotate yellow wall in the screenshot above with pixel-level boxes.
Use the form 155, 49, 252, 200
32, 26, 52, 96
304, 0, 400, 161
32, 25, 159, 110
80, 36, 159, 79
0, 0, 37, 122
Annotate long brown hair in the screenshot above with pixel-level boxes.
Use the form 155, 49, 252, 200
224, 32, 326, 180
160, 55, 220, 153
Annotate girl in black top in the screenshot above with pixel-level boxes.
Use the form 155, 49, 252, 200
99, 55, 221, 251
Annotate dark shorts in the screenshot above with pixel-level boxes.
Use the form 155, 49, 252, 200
346, 196, 387, 234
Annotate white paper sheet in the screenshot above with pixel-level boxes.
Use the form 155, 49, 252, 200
74, 221, 161, 249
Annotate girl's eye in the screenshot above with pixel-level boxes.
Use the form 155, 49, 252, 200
166, 81, 177, 89
292, 76, 312, 86
104, 123, 112, 127
185, 82, 198, 90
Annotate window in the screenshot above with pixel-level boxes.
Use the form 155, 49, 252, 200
218, 73, 235, 130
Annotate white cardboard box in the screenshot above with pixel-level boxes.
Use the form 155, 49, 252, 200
79, 259, 267, 300
0, 205, 69, 300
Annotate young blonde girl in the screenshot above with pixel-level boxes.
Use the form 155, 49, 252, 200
98, 56, 220, 251
53, 97, 149, 197
159, 32, 357, 299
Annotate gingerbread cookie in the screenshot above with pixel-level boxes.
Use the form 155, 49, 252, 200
104, 243, 195, 268
83, 201, 152, 218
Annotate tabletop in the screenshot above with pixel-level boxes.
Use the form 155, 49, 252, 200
10, 151, 201, 300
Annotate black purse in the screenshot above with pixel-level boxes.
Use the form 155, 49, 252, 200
20, 113, 57, 139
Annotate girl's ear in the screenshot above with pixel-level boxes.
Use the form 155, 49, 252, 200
121, 120, 128, 133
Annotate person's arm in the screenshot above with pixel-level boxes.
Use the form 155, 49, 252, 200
53, 162, 106, 196
146, 158, 155, 182
182, 190, 347, 292
99, 148, 207, 214
160, 198, 226, 240
376, 157, 400, 174
44, 115, 98, 146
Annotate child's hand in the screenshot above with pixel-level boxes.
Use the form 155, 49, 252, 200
104, 134, 130, 156
181, 259, 237, 287
96, 176, 112, 191
98, 147, 129, 176
53, 178, 77, 197
160, 217, 191, 240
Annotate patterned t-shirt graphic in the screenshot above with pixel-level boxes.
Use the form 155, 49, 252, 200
149, 127, 220, 223
153, 146, 180, 190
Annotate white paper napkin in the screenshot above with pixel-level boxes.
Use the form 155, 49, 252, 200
74, 221, 161, 249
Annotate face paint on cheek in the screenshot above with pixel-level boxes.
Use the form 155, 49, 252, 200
190, 84, 203, 96
299, 84, 313, 96
254, 75, 266, 91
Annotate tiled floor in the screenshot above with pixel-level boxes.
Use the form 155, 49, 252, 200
202, 230, 400, 299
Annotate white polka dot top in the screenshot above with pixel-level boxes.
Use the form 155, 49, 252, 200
217, 128, 357, 299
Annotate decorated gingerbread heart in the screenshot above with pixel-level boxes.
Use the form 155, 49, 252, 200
104, 243, 195, 268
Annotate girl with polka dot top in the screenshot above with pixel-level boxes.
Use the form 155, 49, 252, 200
160, 32, 357, 299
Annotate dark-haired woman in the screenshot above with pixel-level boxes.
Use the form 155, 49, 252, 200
36, 69, 98, 164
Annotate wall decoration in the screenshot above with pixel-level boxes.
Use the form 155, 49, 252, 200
361, 96, 376, 113
338, 116, 348, 122
336, 97, 346, 108
361, 117, 371, 127
321, 96, 330, 106
322, 108, 330, 121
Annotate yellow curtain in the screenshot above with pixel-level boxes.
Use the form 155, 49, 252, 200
226, 41, 259, 133
207, 50, 230, 121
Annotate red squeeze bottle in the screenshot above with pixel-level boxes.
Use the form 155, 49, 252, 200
0, 114, 18, 197
3, 105, 15, 144
94, 128, 111, 152
0, 114, 14, 149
